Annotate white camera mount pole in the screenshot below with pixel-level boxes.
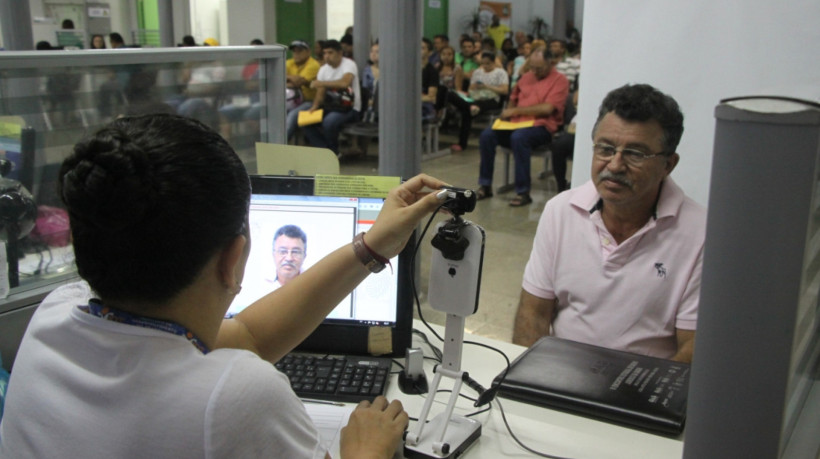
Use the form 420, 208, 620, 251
404, 217, 485, 459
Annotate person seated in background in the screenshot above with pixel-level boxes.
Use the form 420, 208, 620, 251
0, 113, 451, 458
550, 88, 578, 192
109, 32, 126, 49
507, 40, 532, 87
471, 30, 483, 44
284, 39, 321, 142
303, 39, 361, 156
89, 34, 106, 49
447, 51, 508, 152
514, 30, 528, 49
476, 48, 568, 206
361, 42, 380, 103
455, 36, 480, 91
167, 41, 225, 129
340, 33, 354, 59
549, 39, 581, 90
437, 45, 461, 93
217, 39, 267, 139
429, 34, 449, 69
313, 39, 326, 66
500, 37, 517, 67
478, 37, 505, 69
179, 35, 197, 47
513, 84, 705, 363
421, 38, 440, 121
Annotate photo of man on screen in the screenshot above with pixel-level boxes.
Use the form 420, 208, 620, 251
271, 224, 307, 289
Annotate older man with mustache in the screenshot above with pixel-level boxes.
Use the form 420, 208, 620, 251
271, 224, 307, 289
512, 84, 706, 363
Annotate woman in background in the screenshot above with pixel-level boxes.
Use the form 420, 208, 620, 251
89, 34, 106, 49
361, 42, 380, 101
447, 51, 509, 152
437, 45, 461, 92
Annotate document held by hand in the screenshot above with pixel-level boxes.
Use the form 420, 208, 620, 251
298, 109, 323, 127
492, 119, 535, 130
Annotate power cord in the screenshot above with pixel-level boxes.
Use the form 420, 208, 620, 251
495, 398, 576, 459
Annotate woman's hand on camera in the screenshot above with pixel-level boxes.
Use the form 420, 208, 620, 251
364, 174, 448, 259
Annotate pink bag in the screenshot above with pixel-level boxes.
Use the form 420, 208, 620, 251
31, 206, 70, 247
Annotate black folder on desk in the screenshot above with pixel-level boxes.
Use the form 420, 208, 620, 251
494, 336, 689, 435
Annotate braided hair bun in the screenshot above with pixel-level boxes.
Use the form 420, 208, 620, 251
58, 114, 250, 303
60, 125, 157, 231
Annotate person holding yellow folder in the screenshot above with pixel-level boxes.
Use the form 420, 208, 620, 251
476, 48, 569, 206
302, 40, 361, 156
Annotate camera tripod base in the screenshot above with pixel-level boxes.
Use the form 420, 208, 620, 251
404, 413, 481, 459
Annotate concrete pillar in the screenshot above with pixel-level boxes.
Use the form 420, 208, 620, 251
0, 0, 34, 50
378, 0, 422, 179
552, 0, 568, 40
353, 0, 371, 74
158, 0, 175, 47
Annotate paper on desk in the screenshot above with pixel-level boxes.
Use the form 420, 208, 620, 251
304, 401, 354, 455
492, 119, 535, 130
298, 109, 323, 127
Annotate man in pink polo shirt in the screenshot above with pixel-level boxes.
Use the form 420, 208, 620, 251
513, 84, 705, 363
476, 48, 569, 207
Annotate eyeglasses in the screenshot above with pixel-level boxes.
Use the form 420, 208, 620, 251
275, 248, 305, 258
592, 143, 669, 166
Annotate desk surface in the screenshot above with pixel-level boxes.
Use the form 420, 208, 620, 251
370, 320, 684, 458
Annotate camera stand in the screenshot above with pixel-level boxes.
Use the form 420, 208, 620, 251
404, 216, 485, 459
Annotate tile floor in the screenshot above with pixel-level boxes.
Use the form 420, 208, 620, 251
338, 129, 570, 343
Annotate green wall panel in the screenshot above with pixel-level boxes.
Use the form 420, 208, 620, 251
276, 0, 315, 58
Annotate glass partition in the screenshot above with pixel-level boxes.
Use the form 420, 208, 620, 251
0, 46, 286, 303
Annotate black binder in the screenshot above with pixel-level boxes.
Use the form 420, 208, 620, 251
494, 336, 689, 435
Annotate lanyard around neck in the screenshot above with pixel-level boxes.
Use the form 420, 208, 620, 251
79, 300, 210, 354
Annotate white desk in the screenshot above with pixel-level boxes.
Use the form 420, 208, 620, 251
383, 320, 684, 459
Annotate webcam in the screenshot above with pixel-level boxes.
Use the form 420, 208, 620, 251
436, 187, 476, 216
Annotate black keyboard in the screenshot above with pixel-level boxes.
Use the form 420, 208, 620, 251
275, 353, 393, 403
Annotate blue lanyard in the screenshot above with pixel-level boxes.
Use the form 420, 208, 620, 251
79, 300, 210, 354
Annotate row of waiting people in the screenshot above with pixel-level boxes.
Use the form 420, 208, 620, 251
283, 34, 580, 158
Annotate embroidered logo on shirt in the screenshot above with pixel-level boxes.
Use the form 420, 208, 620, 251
654, 263, 667, 278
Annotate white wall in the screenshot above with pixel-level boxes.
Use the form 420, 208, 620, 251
220, 0, 264, 46
190, 0, 220, 44
327, 0, 353, 41
573, 0, 820, 206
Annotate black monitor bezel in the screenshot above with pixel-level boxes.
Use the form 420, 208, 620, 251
248, 175, 413, 357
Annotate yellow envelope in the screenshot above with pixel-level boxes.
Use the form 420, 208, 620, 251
298, 109, 323, 127
492, 118, 535, 130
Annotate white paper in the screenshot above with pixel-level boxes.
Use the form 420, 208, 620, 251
304, 401, 354, 456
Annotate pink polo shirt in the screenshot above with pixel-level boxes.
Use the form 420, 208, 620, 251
522, 178, 706, 359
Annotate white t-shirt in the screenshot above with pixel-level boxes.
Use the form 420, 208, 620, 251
317, 57, 361, 112
0, 282, 325, 459
468, 66, 509, 102
522, 178, 706, 359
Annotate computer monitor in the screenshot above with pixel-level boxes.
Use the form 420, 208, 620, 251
226, 175, 414, 357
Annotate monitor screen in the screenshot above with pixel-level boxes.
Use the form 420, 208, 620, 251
227, 175, 414, 357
